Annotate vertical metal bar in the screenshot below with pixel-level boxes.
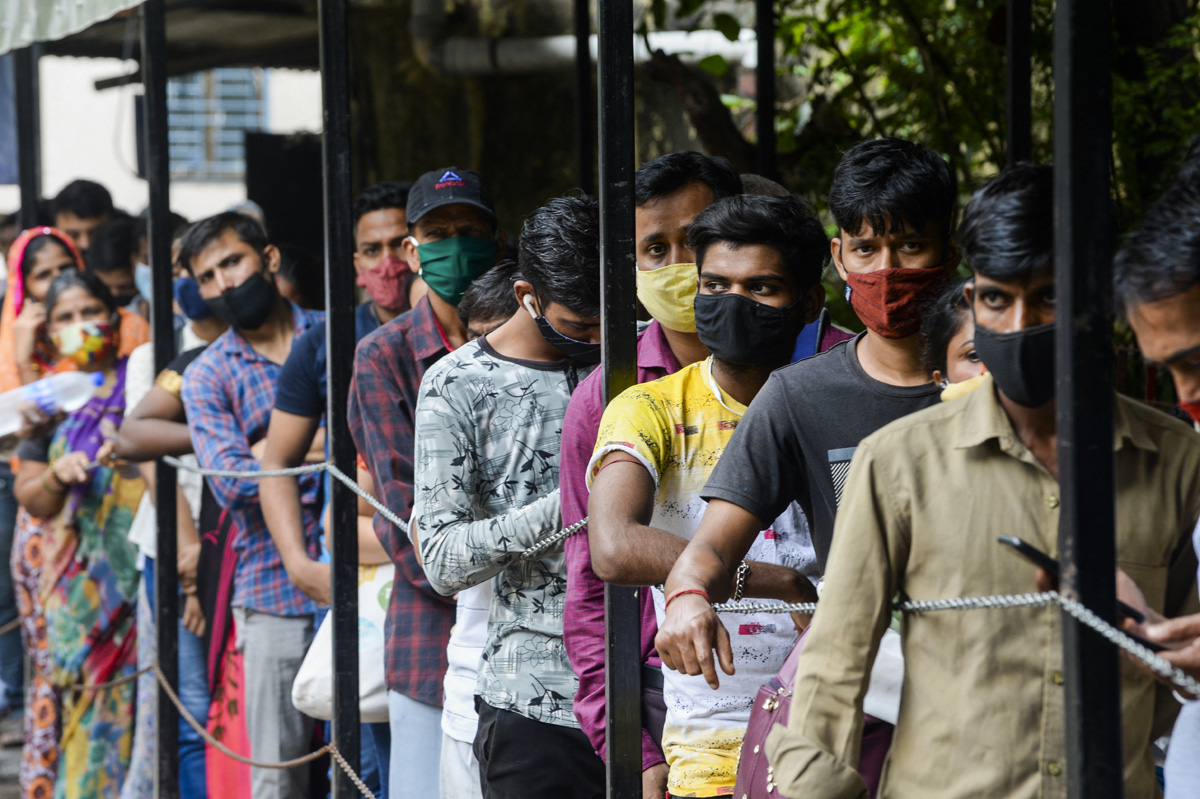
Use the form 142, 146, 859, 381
1053, 2, 1123, 798
597, 2, 640, 798
318, 0, 361, 793
13, 46, 40, 231
755, 0, 777, 180
142, 2, 180, 798
1006, 0, 1033, 166
574, 0, 595, 195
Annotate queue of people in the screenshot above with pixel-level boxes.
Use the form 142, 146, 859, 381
0, 141, 1196, 799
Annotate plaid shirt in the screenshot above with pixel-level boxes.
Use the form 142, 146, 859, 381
348, 295, 456, 705
182, 303, 325, 617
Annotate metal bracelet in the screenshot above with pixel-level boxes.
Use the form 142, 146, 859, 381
731, 561, 750, 602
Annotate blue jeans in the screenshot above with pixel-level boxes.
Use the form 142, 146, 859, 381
144, 557, 209, 799
324, 720, 390, 799
0, 463, 22, 712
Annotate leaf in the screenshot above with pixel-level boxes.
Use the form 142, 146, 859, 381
698, 54, 729, 77
713, 12, 740, 42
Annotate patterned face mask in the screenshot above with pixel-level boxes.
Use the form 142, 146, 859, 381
51, 319, 116, 367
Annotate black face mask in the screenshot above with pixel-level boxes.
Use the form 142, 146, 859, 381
973, 321, 1056, 408
533, 316, 602, 366
204, 270, 279, 331
694, 293, 803, 368
112, 291, 141, 308
523, 295, 602, 366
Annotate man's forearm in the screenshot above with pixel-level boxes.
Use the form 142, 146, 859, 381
591, 522, 686, 586
417, 489, 561, 595
260, 475, 312, 569
116, 418, 194, 461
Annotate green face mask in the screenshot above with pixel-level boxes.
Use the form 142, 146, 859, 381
416, 236, 498, 306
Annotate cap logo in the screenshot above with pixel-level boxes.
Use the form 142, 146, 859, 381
435, 170, 466, 190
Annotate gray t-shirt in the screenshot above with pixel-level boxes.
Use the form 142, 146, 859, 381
702, 333, 940, 569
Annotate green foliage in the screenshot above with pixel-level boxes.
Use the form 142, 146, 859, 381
651, 0, 1199, 233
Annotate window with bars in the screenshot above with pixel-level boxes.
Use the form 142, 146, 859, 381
168, 68, 264, 181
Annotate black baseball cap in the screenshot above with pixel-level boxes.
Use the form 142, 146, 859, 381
406, 167, 496, 226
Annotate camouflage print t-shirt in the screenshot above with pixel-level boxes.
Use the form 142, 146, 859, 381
412, 335, 588, 728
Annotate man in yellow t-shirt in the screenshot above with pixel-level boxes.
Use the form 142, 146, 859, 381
587, 195, 829, 798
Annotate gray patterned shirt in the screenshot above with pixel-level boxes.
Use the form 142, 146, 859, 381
412, 336, 585, 727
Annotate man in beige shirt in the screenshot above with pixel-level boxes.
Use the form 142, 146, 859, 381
756, 165, 1200, 798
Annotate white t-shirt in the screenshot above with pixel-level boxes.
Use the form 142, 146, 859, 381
440, 579, 493, 743
124, 342, 204, 561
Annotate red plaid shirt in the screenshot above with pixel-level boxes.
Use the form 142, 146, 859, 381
348, 295, 456, 705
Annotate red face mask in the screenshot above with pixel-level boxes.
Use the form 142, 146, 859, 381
845, 266, 950, 339
1179, 401, 1200, 426
356, 255, 411, 312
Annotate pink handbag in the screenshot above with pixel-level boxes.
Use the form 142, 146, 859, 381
733, 632, 893, 798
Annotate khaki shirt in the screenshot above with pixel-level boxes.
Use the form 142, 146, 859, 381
766, 377, 1200, 799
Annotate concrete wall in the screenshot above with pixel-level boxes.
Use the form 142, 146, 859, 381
0, 56, 322, 222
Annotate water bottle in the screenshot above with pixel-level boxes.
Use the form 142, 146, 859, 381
0, 371, 105, 437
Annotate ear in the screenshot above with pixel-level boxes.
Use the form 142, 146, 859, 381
830, 237, 848, 283
353, 251, 363, 275
263, 244, 282, 275
801, 283, 825, 326
402, 235, 420, 273
932, 368, 945, 386
512, 279, 537, 315
963, 280, 975, 312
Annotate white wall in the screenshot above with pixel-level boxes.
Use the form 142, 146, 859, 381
0, 57, 322, 223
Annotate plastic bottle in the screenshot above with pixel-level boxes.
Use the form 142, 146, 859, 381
0, 371, 105, 438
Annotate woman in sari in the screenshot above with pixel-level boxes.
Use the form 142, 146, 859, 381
4, 228, 150, 799
14, 268, 144, 799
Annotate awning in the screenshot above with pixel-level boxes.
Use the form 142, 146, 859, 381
0, 0, 142, 56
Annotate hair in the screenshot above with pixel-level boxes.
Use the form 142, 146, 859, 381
20, 233, 78, 281
828, 138, 957, 239
518, 196, 602, 317
85, 217, 137, 274
132, 211, 190, 249
354, 181, 413, 229
44, 267, 118, 318
276, 243, 325, 309
919, 278, 972, 376
1114, 149, 1200, 315
634, 151, 743, 207
739, 173, 791, 198
53, 179, 115, 221
458, 259, 520, 329
688, 195, 829, 293
957, 164, 1054, 283
177, 211, 270, 275
3, 200, 54, 229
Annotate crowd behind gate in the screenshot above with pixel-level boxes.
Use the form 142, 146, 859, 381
0, 138, 1197, 799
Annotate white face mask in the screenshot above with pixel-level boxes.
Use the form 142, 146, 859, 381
134, 262, 153, 303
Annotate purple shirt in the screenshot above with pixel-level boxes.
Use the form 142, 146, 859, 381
563, 320, 680, 770
562, 320, 857, 769
182, 303, 325, 617
348, 295, 457, 705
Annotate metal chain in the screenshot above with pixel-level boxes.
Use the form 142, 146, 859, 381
1056, 594, 1200, 698
65, 663, 155, 692
163, 456, 327, 479
712, 590, 1200, 697
164, 457, 585, 560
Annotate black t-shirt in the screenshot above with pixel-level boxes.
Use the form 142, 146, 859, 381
274, 302, 381, 418
702, 332, 941, 570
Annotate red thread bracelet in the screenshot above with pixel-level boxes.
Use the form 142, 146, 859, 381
665, 588, 710, 609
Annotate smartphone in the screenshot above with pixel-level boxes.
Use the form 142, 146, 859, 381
997, 535, 1166, 652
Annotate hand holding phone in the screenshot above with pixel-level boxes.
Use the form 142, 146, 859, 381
996, 535, 1165, 652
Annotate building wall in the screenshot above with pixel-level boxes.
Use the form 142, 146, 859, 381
0, 56, 322, 222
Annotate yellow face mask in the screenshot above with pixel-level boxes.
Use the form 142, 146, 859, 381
635, 262, 698, 333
